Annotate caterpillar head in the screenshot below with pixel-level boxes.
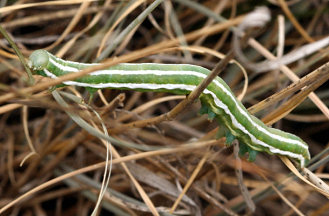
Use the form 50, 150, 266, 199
28, 49, 49, 71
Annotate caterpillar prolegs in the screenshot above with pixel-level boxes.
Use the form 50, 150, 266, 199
28, 49, 310, 167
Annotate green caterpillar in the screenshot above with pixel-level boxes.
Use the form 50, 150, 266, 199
28, 49, 310, 167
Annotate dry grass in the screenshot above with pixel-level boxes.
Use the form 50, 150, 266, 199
0, 0, 329, 215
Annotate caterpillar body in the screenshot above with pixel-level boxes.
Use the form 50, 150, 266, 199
28, 49, 310, 167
